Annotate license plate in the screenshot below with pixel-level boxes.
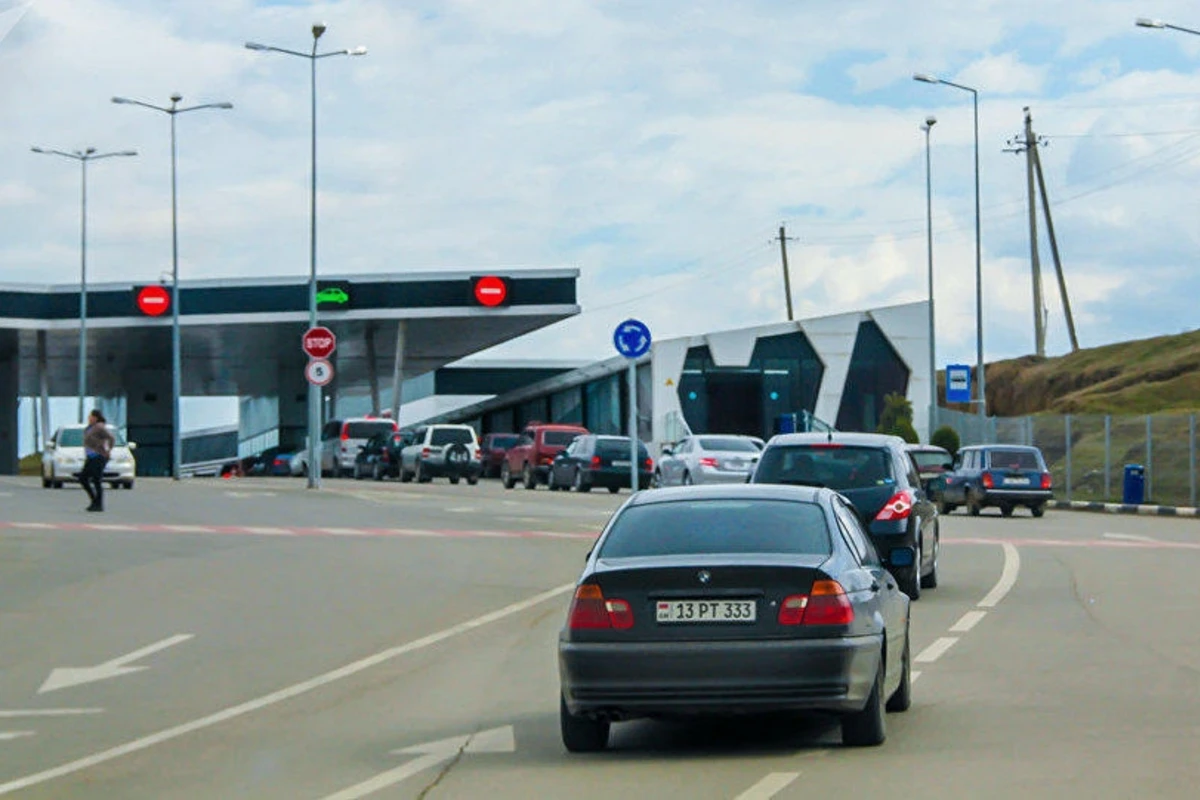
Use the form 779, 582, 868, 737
612, 460, 631, 467
656, 599, 757, 623
1005, 477, 1031, 486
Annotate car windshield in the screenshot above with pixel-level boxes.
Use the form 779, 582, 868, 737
987, 449, 1041, 470
697, 437, 760, 453
543, 430, 580, 446
487, 434, 519, 449
755, 445, 894, 490
911, 451, 953, 470
431, 428, 475, 446
599, 499, 831, 558
345, 421, 395, 439
595, 438, 649, 458
57, 427, 127, 447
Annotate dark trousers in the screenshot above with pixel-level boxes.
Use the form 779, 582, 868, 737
81, 455, 108, 508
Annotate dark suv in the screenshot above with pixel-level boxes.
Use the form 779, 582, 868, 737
750, 432, 939, 599
938, 444, 1052, 518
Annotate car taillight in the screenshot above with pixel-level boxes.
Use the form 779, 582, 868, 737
567, 585, 633, 630
643, 458, 653, 470
273, 459, 283, 466
340, 425, 350, 441
875, 490, 915, 521
422, 447, 430, 458
541, 455, 555, 465
698, 457, 719, 468
590, 456, 601, 468
778, 580, 854, 626
1041, 472, 1052, 490
982, 471, 994, 489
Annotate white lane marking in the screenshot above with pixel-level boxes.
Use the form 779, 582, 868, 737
241, 526, 292, 536
950, 610, 987, 633
39, 634, 195, 694
977, 542, 1021, 608
0, 733, 34, 742
1103, 532, 1157, 543
160, 525, 216, 533
915, 636, 958, 664
83, 524, 137, 531
0, 583, 575, 796
319, 527, 369, 536
734, 772, 800, 800
0, 709, 103, 718
445, 506, 477, 513
911, 670, 922, 684
10, 523, 55, 530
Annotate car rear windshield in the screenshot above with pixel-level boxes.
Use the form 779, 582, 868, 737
58, 427, 127, 447
987, 449, 1042, 470
431, 428, 475, 446
599, 499, 831, 558
911, 451, 953, 470
543, 430, 580, 446
487, 434, 519, 449
345, 421, 395, 439
595, 438, 649, 458
754, 445, 894, 490
698, 437, 759, 453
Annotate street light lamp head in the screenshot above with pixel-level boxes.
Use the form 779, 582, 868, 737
30, 146, 45, 153
171, 92, 183, 103
84, 147, 96, 155
348, 45, 368, 55
244, 41, 268, 51
116, 150, 138, 157
312, 22, 327, 39
925, 115, 938, 127
1136, 17, 1165, 28
214, 102, 234, 109
111, 96, 131, 105
913, 72, 940, 84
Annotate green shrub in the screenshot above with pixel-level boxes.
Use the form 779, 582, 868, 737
891, 419, 920, 444
930, 425, 960, 456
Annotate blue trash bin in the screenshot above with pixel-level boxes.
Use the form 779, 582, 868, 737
1122, 464, 1145, 505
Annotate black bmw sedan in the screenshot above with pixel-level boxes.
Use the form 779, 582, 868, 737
558, 483, 911, 752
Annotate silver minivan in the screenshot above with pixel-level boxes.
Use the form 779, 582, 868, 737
320, 417, 399, 477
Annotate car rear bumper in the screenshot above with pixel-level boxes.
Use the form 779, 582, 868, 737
695, 468, 754, 484
559, 635, 880, 718
981, 488, 1053, 504
419, 459, 483, 478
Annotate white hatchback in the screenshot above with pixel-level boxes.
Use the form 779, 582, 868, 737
42, 425, 137, 490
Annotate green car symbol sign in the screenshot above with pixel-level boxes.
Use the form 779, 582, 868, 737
316, 287, 349, 306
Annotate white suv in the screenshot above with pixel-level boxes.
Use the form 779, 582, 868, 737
42, 425, 137, 490
399, 425, 482, 484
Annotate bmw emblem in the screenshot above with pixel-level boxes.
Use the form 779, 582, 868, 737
697, 570, 711, 584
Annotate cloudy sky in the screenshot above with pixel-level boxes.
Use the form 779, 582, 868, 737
2, 0, 1198, 377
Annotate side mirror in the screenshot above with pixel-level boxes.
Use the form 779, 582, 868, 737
45, 442, 56, 451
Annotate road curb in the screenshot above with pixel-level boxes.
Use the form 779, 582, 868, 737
1049, 499, 1200, 518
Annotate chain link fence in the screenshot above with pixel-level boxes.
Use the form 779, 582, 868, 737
937, 409, 1199, 508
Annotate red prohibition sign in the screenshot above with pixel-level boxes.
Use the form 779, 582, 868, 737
136, 285, 171, 317
473, 276, 509, 307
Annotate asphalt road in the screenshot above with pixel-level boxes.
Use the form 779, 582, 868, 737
1, 474, 1198, 798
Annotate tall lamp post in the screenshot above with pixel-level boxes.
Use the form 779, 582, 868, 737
246, 24, 367, 490
913, 72, 986, 440
1136, 17, 1200, 35
30, 146, 137, 423
921, 115, 938, 441
111, 94, 233, 481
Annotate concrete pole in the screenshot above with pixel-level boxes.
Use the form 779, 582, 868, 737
1023, 107, 1045, 357
390, 321, 407, 423
628, 361, 638, 493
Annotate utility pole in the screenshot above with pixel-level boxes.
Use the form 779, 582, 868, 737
775, 225, 796, 321
1005, 107, 1047, 357
1032, 142, 1080, 351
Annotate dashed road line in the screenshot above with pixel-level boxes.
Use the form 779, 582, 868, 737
734, 772, 800, 799
950, 610, 988, 633
915, 636, 959, 664
0, 709, 104, 718
1103, 532, 1157, 543
0, 733, 34, 742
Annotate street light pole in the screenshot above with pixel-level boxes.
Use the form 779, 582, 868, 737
112, 94, 233, 480
30, 146, 137, 423
921, 116, 937, 441
1136, 17, 1200, 36
913, 73, 986, 440
245, 25, 367, 490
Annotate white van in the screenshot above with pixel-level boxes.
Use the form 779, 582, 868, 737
319, 417, 398, 477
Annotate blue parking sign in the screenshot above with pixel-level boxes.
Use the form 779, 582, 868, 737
945, 364, 972, 404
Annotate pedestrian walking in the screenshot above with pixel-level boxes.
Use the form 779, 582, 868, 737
81, 409, 115, 512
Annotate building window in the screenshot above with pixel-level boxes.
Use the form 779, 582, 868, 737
835, 319, 910, 433
585, 375, 621, 434
550, 387, 583, 424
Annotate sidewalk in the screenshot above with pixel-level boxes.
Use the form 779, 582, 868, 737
1050, 499, 1200, 518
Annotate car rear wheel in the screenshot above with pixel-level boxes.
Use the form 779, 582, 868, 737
886, 629, 912, 713
400, 464, 413, 483
522, 463, 537, 490
842, 656, 886, 746
899, 540, 921, 600
1031, 503, 1045, 518
500, 462, 516, 489
1000, 503, 1014, 517
938, 502, 955, 515
560, 695, 609, 753
573, 469, 591, 493
416, 461, 432, 483
466, 475, 478, 486
123, 480, 135, 490
608, 486, 619, 494
920, 529, 939, 589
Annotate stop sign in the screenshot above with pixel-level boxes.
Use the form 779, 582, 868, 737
136, 285, 171, 317
302, 326, 337, 359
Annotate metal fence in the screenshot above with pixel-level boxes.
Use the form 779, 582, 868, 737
937, 409, 1199, 508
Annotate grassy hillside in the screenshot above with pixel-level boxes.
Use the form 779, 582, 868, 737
942, 330, 1200, 417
